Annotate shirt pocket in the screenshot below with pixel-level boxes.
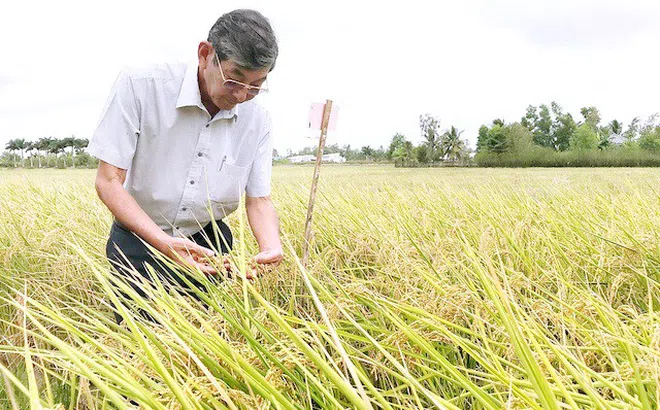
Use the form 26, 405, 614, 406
210, 161, 249, 205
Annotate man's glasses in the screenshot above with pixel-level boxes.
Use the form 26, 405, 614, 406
214, 54, 268, 96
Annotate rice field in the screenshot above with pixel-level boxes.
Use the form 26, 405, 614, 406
0, 166, 659, 409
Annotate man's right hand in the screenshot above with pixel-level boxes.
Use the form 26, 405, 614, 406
96, 160, 219, 276
161, 236, 218, 276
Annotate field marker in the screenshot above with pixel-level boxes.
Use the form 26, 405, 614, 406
302, 99, 334, 266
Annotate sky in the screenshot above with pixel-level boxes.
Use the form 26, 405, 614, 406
1, 0, 660, 154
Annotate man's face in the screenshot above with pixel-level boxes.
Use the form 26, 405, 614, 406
198, 43, 270, 112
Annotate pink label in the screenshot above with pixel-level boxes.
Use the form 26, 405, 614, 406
308, 102, 338, 131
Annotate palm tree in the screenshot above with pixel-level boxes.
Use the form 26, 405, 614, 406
25, 141, 35, 168
48, 138, 67, 168
392, 141, 415, 167
37, 137, 54, 167
440, 126, 466, 162
36, 137, 53, 167
74, 138, 89, 152
609, 119, 623, 136
4, 139, 18, 167
13, 138, 27, 166
62, 136, 76, 168
73, 138, 89, 167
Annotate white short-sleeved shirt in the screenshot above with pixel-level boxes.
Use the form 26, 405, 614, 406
88, 62, 273, 238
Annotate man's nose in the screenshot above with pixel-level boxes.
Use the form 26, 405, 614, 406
232, 88, 248, 103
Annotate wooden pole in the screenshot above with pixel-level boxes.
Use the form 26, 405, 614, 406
302, 99, 333, 266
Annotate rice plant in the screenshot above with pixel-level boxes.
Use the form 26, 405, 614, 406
0, 166, 658, 409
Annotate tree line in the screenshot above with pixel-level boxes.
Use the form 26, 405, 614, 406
475, 103, 660, 166
287, 104, 660, 167
1, 137, 98, 168
7, 104, 660, 169
284, 114, 471, 166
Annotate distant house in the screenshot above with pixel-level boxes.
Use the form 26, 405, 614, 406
287, 153, 346, 164
288, 155, 315, 164
610, 133, 626, 145
322, 152, 346, 163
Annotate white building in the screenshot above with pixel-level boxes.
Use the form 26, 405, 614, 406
287, 153, 346, 164
288, 155, 315, 164
321, 153, 346, 163
610, 133, 626, 145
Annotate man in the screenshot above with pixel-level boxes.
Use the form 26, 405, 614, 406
88, 9, 283, 320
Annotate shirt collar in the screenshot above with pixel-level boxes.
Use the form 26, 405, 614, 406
176, 62, 239, 120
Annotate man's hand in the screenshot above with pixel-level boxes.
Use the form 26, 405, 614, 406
249, 247, 283, 278
245, 195, 282, 279
161, 237, 217, 276
223, 248, 283, 280
254, 248, 283, 266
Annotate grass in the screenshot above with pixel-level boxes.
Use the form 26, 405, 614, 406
0, 166, 658, 409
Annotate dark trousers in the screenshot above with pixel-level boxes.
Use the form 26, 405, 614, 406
105, 220, 233, 324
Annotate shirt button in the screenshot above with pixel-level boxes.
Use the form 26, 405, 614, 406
190, 180, 195, 185
197, 152, 203, 157
181, 207, 187, 211
205, 124, 210, 128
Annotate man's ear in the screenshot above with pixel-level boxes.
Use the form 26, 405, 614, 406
198, 41, 213, 69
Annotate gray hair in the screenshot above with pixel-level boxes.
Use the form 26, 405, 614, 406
208, 9, 278, 71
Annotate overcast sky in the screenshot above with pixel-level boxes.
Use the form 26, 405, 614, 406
1, 0, 659, 154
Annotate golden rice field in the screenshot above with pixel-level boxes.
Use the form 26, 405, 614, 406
0, 166, 659, 410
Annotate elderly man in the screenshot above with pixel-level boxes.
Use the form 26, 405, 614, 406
88, 9, 283, 319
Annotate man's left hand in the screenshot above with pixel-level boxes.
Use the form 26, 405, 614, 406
254, 248, 283, 266
249, 248, 283, 278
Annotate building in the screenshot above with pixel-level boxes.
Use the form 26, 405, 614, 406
609, 133, 626, 145
288, 155, 315, 164
321, 153, 346, 163
287, 153, 346, 164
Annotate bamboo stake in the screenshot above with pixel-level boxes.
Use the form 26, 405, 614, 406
302, 99, 333, 267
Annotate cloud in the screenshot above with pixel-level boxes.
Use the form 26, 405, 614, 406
474, 0, 660, 50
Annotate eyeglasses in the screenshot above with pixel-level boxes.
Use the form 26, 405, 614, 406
214, 54, 268, 96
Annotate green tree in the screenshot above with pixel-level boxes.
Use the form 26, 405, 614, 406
440, 126, 466, 161
414, 144, 429, 164
74, 138, 89, 153
608, 119, 623, 136
387, 133, 407, 160
477, 125, 489, 153
48, 138, 68, 168
361, 145, 375, 161
580, 106, 602, 130
623, 117, 640, 143
25, 141, 35, 168
4, 139, 18, 167
36, 137, 54, 167
534, 104, 553, 148
504, 123, 534, 154
638, 130, 660, 152
13, 138, 27, 166
372, 146, 387, 161
486, 122, 507, 153
638, 115, 660, 152
62, 136, 77, 168
419, 114, 441, 161
550, 102, 575, 151
570, 124, 599, 151
392, 141, 414, 165
521, 105, 539, 131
